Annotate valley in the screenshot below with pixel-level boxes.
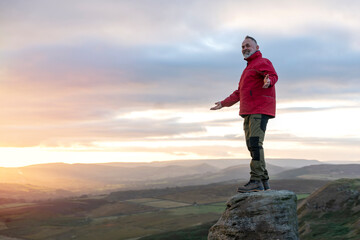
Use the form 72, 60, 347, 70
0, 179, 328, 240
0, 159, 359, 239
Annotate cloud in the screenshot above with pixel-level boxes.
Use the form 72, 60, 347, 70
2, 0, 360, 49
0, 109, 209, 147
1, 0, 360, 164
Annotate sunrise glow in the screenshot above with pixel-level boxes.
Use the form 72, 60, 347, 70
1, 0, 360, 167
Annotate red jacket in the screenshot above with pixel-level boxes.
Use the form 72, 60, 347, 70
221, 51, 278, 117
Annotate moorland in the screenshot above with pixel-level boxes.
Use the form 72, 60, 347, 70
0, 158, 359, 240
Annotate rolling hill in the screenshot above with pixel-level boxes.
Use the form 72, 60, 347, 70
97, 158, 323, 169
298, 178, 360, 239
275, 164, 360, 180
0, 183, 73, 201
1, 160, 358, 200
0, 178, 329, 240
144, 163, 286, 188
0, 158, 321, 197
0, 162, 219, 194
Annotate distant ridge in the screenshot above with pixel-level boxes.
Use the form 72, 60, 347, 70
275, 164, 360, 180
95, 158, 323, 169
0, 162, 219, 192
1, 159, 353, 200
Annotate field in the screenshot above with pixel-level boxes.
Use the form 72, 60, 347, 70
0, 203, 36, 209
138, 221, 217, 240
296, 193, 310, 200
0, 179, 327, 240
0, 196, 225, 240
126, 198, 191, 208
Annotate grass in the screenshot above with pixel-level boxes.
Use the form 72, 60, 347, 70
0, 222, 8, 230
301, 221, 352, 240
23, 225, 73, 240
168, 203, 226, 216
298, 178, 360, 240
296, 193, 310, 200
86, 201, 155, 218
300, 208, 360, 240
72, 210, 221, 240
0, 198, 223, 240
125, 198, 158, 204
138, 221, 217, 240
90, 216, 118, 224
140, 199, 191, 208
0, 179, 339, 240
0, 203, 35, 209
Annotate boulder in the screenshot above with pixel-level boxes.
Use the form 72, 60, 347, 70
208, 190, 299, 240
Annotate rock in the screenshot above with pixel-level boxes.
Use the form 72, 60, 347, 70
208, 190, 299, 240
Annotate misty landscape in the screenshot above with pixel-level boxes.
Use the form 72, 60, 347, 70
2, 1, 360, 239
1, 158, 360, 239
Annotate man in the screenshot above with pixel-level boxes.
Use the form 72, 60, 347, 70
210, 36, 278, 193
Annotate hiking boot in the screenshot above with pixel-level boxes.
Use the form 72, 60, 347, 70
237, 180, 264, 193
262, 179, 271, 191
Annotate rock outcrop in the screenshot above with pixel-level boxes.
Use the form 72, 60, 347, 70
208, 190, 299, 240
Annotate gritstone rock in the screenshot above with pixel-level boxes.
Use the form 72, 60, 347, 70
208, 190, 299, 240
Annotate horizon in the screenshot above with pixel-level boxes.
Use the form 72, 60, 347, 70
1, 0, 360, 168
1, 157, 359, 168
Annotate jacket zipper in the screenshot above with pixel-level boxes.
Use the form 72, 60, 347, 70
250, 90, 252, 96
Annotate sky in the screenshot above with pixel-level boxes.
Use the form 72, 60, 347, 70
0, 0, 360, 167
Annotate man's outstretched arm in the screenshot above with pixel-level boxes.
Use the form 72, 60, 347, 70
210, 102, 223, 110
211, 89, 240, 111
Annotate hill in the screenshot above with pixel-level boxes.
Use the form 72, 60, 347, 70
298, 178, 360, 239
0, 183, 73, 201
134, 163, 286, 188
0, 162, 219, 194
97, 158, 323, 169
275, 164, 360, 180
0, 158, 323, 199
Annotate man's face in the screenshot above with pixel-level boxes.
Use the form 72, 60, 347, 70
242, 38, 259, 58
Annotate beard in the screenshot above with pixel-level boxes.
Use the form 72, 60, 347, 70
242, 49, 255, 58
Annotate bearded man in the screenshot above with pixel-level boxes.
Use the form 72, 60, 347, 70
211, 36, 278, 192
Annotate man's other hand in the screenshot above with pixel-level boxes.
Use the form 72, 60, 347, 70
263, 74, 271, 88
210, 102, 223, 110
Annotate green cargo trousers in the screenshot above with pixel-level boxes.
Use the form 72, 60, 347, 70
243, 114, 270, 181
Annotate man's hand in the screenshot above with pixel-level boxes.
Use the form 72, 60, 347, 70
263, 74, 271, 88
210, 102, 223, 110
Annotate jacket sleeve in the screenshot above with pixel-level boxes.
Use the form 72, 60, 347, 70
260, 59, 278, 87
221, 89, 240, 107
